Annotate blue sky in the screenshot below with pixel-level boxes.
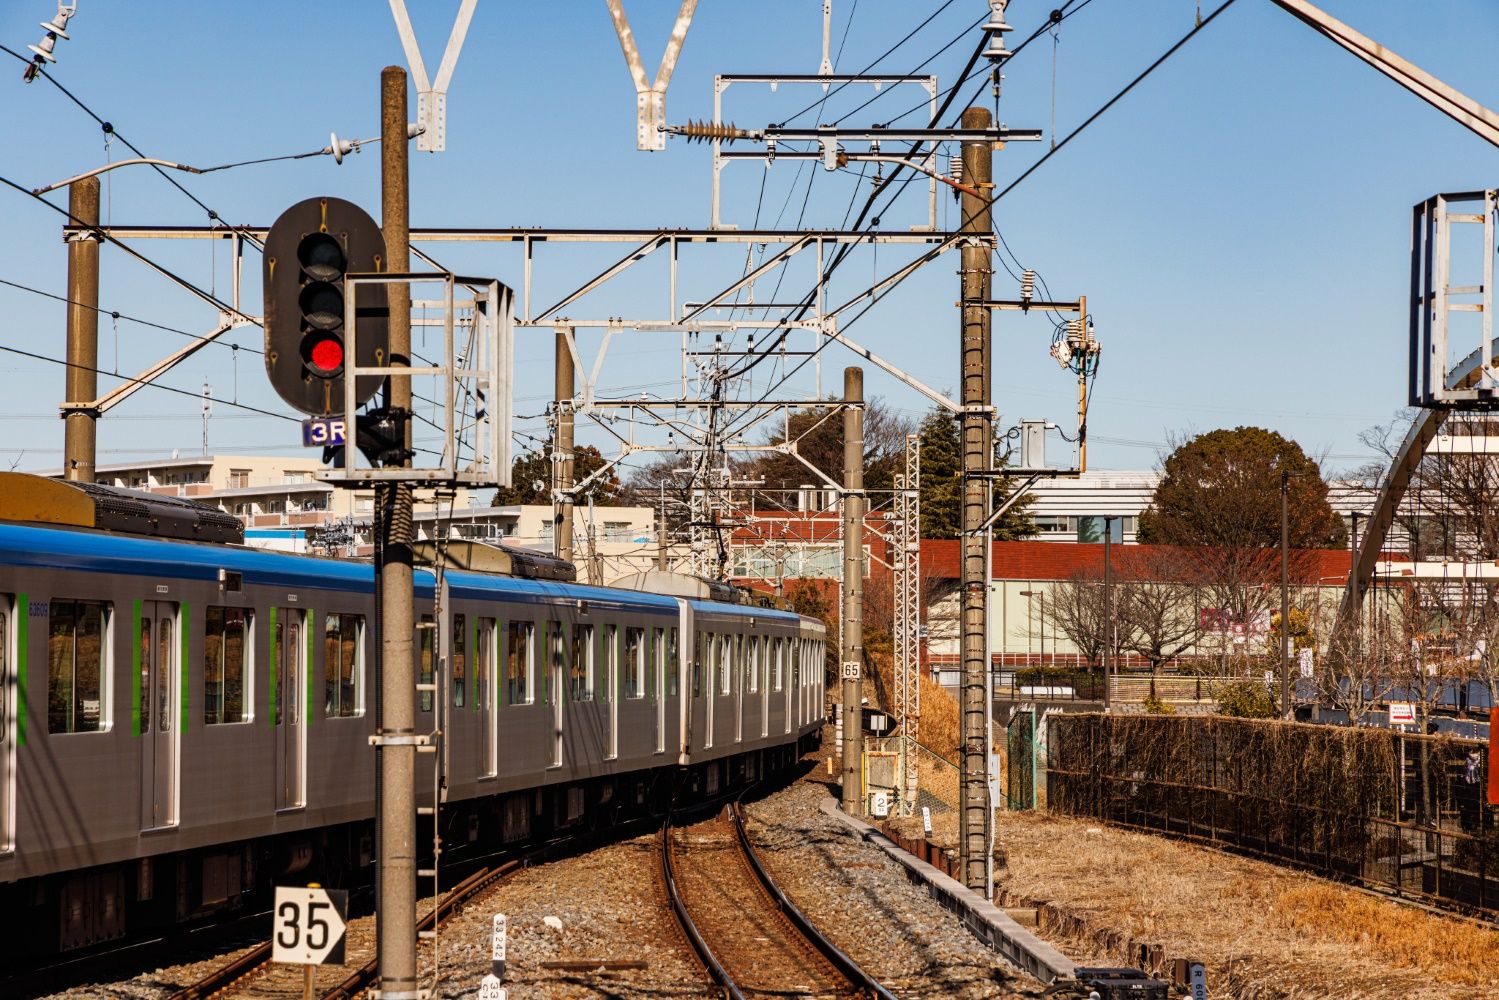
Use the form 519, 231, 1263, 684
0, 0, 1495, 479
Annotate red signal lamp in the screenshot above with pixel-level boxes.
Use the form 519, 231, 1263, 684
306, 335, 344, 376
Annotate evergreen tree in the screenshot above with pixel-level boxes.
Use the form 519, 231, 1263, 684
491, 444, 622, 506
918, 408, 1034, 540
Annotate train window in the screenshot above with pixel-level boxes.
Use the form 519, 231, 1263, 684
418, 615, 435, 713
324, 613, 364, 718
692, 632, 702, 698
204, 606, 251, 725
651, 627, 665, 701
772, 638, 784, 692
600, 624, 616, 702
624, 627, 644, 699
48, 600, 109, 734
571, 624, 593, 701
747, 637, 759, 694
668, 628, 679, 697
719, 636, 732, 696
505, 621, 534, 705
140, 617, 152, 731
0, 607, 6, 741
793, 640, 802, 691
545, 621, 565, 705
452, 613, 467, 708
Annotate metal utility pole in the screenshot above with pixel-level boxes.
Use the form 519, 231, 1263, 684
1280, 470, 1292, 717
376, 63, 418, 1000
957, 106, 993, 893
62, 176, 100, 483
554, 329, 575, 562
1103, 515, 1117, 710
656, 482, 669, 571
840, 366, 865, 815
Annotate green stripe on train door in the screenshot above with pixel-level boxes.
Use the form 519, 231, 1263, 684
15, 593, 26, 746
131, 599, 142, 737
305, 610, 315, 723
471, 615, 478, 709
179, 603, 189, 733
267, 606, 278, 728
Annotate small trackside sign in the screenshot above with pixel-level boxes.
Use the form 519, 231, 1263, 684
841, 661, 860, 680
1389, 702, 1417, 726
272, 885, 348, 965
491, 913, 507, 979
478, 975, 508, 1000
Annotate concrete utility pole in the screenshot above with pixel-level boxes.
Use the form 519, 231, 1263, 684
554, 329, 575, 562
1280, 470, 1292, 717
62, 177, 100, 483
840, 366, 865, 815
957, 106, 994, 893
376, 64, 418, 1000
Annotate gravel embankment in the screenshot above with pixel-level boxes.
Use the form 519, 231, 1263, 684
746, 778, 1048, 999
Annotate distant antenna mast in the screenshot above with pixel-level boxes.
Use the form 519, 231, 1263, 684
387, 0, 478, 152
604, 0, 699, 151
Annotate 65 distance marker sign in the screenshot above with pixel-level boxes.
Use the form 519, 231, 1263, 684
272, 886, 349, 965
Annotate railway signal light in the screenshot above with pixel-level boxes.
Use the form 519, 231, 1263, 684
263, 196, 388, 416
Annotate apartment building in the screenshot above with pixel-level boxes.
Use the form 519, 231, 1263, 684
41, 454, 659, 579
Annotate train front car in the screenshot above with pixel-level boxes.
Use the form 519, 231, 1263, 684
0, 473, 823, 963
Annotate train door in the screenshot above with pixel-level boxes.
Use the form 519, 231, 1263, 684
139, 601, 179, 830
653, 627, 666, 754
604, 624, 618, 759
785, 639, 796, 734
477, 618, 496, 778
734, 635, 744, 743
273, 607, 306, 810
0, 596, 12, 853
548, 621, 564, 768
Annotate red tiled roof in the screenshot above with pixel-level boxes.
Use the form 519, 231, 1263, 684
923, 538, 1352, 582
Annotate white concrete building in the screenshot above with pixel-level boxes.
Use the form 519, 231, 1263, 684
38, 455, 659, 581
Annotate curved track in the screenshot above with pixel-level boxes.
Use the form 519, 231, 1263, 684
663, 802, 898, 1000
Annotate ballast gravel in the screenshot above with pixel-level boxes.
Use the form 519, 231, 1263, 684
745, 778, 1049, 999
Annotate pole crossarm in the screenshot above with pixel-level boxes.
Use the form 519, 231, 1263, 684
72, 226, 955, 244
64, 317, 248, 414
1271, 0, 1499, 149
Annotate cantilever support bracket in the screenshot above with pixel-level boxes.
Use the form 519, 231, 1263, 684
605, 0, 699, 151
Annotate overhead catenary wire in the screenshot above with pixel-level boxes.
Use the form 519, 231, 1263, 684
720, 0, 1091, 391
719, 0, 1237, 432
0, 276, 262, 354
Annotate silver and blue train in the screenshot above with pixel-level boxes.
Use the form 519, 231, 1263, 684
0, 473, 825, 957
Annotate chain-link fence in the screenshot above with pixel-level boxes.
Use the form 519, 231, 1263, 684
1047, 714, 1499, 914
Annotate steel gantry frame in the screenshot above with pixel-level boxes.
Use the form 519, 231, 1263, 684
75, 224, 968, 575
892, 432, 922, 816
1343, 191, 1499, 619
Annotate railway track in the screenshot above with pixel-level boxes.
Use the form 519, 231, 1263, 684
171, 862, 517, 1000
663, 801, 899, 1000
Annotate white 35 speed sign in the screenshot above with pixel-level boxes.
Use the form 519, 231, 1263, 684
272, 886, 349, 965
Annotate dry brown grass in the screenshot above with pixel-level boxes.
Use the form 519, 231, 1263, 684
866, 642, 960, 761
983, 810, 1499, 998
1272, 883, 1499, 985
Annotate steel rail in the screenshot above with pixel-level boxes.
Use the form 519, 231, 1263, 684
168, 938, 273, 1000
660, 813, 747, 1000
729, 802, 900, 1000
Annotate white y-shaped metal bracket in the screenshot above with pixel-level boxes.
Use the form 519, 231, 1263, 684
605, 0, 699, 151
388, 0, 478, 152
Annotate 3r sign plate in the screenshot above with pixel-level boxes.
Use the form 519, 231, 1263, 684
273, 886, 349, 965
